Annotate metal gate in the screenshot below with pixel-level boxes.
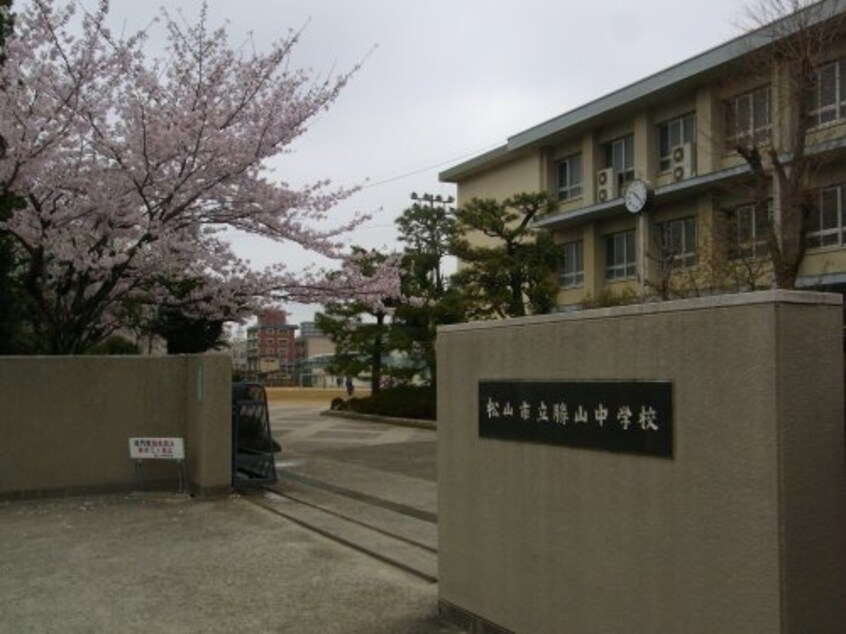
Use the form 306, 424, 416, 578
232, 382, 279, 486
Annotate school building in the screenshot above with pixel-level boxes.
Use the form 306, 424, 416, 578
440, 2, 846, 310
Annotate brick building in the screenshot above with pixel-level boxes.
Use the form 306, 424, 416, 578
246, 309, 297, 383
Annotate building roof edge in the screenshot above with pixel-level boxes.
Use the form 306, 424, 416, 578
439, 144, 510, 183
440, 0, 846, 182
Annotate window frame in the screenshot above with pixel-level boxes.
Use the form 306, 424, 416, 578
808, 58, 846, 128
728, 203, 769, 260
658, 113, 696, 172
558, 240, 584, 288
605, 229, 636, 280
603, 135, 635, 190
556, 154, 583, 202
657, 216, 698, 269
807, 184, 846, 249
725, 86, 771, 150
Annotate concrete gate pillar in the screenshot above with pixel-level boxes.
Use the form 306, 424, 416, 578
437, 291, 846, 634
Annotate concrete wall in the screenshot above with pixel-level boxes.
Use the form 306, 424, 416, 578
0, 354, 232, 499
437, 291, 846, 634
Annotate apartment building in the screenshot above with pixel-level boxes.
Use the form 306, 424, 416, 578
440, 2, 846, 310
246, 309, 297, 382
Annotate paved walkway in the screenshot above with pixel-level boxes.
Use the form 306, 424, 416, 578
0, 402, 459, 633
269, 404, 437, 481
265, 404, 440, 583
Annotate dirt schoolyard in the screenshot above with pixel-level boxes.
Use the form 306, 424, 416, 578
264, 387, 371, 405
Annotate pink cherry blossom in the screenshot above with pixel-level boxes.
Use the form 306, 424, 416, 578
0, 0, 399, 353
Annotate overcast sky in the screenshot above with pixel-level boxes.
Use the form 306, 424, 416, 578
71, 0, 751, 325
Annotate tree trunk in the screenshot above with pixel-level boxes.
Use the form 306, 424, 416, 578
370, 312, 384, 394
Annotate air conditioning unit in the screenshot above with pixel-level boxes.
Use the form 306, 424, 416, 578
671, 142, 696, 182
596, 167, 615, 202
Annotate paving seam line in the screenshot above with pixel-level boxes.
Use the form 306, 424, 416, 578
242, 494, 438, 584
275, 471, 438, 524
263, 488, 437, 554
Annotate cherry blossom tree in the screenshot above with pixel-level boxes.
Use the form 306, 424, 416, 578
0, 0, 398, 353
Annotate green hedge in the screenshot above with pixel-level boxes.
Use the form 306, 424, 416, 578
332, 385, 436, 420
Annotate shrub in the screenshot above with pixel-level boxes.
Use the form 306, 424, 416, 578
342, 385, 435, 420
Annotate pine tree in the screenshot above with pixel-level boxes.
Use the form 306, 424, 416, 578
391, 198, 463, 385
451, 192, 560, 319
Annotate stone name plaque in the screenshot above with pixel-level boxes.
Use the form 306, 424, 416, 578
479, 380, 673, 458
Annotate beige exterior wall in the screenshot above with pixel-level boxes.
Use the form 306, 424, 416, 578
456, 152, 543, 206
801, 247, 846, 279
437, 291, 845, 634
0, 354, 232, 499
455, 152, 545, 268
300, 337, 335, 358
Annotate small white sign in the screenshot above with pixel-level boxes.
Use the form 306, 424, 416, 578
129, 437, 185, 460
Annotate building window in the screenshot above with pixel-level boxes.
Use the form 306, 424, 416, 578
605, 230, 636, 280
725, 86, 771, 149
728, 204, 769, 259
558, 241, 584, 287
658, 113, 696, 172
809, 59, 846, 127
807, 185, 846, 248
604, 135, 635, 190
658, 217, 698, 268
556, 154, 582, 201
